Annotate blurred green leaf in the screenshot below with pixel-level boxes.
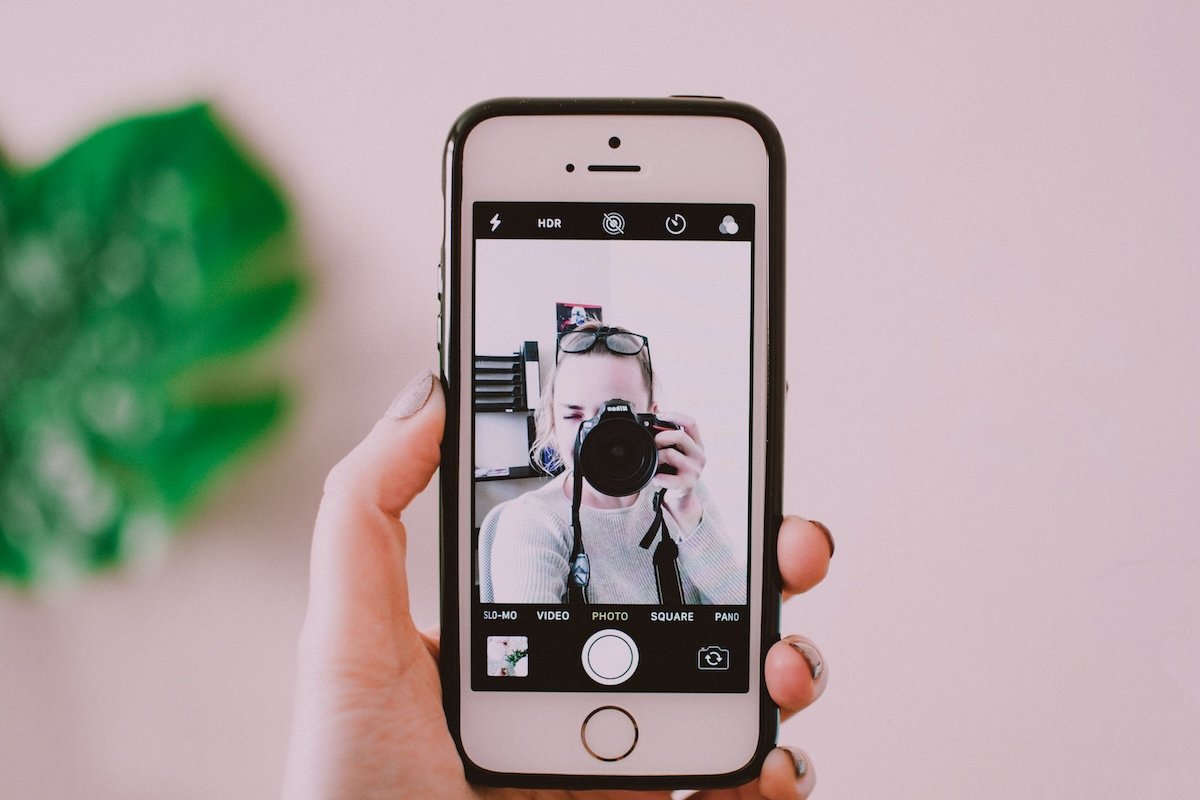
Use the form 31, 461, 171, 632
0, 104, 308, 585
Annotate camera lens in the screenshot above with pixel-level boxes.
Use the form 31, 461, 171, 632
565, 163, 575, 172
608, 136, 621, 149
578, 417, 657, 496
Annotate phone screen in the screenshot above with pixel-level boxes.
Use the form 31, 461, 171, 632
471, 201, 755, 693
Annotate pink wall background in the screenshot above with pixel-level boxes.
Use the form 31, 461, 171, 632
2, 2, 1197, 797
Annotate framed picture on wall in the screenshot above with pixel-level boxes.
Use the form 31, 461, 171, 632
556, 302, 602, 334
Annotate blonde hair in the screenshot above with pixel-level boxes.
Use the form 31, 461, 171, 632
530, 321, 655, 474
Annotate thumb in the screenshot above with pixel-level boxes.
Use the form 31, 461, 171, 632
287, 372, 452, 798
324, 368, 445, 518
302, 370, 445, 667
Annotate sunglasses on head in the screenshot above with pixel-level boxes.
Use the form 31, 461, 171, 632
557, 326, 650, 359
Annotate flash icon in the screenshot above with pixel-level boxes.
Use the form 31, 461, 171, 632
489, 213, 501, 232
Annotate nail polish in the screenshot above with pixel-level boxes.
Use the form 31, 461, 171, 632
787, 638, 824, 682
386, 369, 435, 420
809, 519, 835, 559
788, 748, 808, 779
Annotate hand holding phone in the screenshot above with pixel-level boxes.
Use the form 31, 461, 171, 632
282, 368, 832, 798
283, 97, 834, 798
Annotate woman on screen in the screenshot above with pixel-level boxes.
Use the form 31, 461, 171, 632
478, 321, 745, 605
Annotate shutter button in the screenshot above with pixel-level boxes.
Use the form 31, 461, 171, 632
581, 629, 638, 686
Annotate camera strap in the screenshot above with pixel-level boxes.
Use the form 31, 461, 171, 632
639, 489, 685, 607
567, 467, 589, 604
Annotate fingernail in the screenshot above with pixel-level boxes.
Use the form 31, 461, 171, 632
386, 369, 435, 419
785, 747, 808, 779
809, 519, 835, 559
787, 637, 824, 682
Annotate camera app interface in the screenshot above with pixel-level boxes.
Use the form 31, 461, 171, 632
472, 202, 753, 693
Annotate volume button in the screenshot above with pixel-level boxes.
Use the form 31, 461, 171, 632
436, 261, 444, 352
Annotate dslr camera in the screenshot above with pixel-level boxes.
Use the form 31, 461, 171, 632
574, 398, 680, 497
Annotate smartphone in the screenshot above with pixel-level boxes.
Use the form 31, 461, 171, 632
438, 97, 785, 789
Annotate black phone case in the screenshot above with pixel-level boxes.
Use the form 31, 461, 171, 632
438, 96, 787, 791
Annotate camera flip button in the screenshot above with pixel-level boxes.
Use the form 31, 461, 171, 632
581, 629, 639, 686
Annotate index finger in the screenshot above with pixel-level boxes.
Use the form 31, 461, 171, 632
779, 516, 834, 599
652, 410, 703, 447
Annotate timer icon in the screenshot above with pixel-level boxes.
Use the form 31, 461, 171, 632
665, 213, 687, 235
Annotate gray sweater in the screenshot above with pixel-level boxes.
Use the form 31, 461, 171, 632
479, 477, 746, 604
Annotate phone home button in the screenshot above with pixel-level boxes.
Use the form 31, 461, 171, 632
581, 629, 639, 686
581, 706, 638, 762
